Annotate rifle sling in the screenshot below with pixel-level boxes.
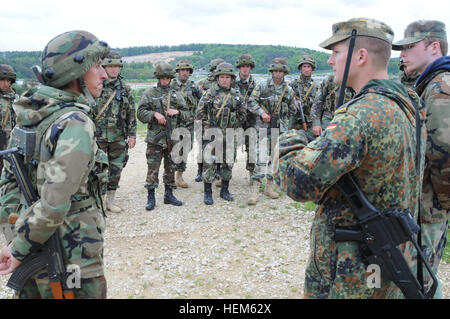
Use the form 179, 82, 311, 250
216, 93, 231, 119
2, 106, 11, 130
95, 89, 117, 121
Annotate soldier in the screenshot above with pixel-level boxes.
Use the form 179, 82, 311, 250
170, 60, 202, 188
94, 51, 137, 214
398, 58, 420, 90
234, 54, 257, 185
0, 30, 110, 298
0, 64, 17, 173
274, 18, 427, 299
246, 58, 297, 205
310, 74, 355, 137
289, 54, 318, 135
196, 62, 246, 205
137, 62, 191, 211
393, 20, 450, 298
195, 58, 225, 183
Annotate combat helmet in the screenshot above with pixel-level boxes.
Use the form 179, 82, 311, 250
102, 51, 123, 67
41, 30, 110, 88
209, 58, 225, 72
214, 62, 236, 79
153, 62, 175, 79
236, 54, 255, 68
175, 60, 194, 74
269, 58, 289, 74
297, 54, 316, 70
0, 64, 16, 84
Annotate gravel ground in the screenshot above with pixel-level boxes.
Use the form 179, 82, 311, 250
1, 134, 448, 299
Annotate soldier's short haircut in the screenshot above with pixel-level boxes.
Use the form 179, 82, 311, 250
423, 37, 448, 56
346, 36, 391, 69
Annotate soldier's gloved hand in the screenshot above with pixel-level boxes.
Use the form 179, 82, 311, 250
261, 113, 271, 123
0, 244, 21, 275
166, 109, 180, 117
278, 129, 309, 159
154, 112, 166, 125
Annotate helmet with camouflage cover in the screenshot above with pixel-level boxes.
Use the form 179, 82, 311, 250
209, 58, 225, 72
236, 54, 255, 68
41, 30, 110, 88
214, 62, 236, 79
102, 51, 123, 67
175, 60, 194, 74
268, 58, 289, 74
297, 54, 316, 70
0, 64, 16, 84
153, 62, 175, 79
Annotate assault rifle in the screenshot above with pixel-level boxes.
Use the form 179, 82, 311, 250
1, 128, 74, 298
153, 93, 174, 153
296, 87, 308, 131
334, 29, 437, 299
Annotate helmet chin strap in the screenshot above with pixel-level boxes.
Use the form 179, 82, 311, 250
78, 77, 97, 107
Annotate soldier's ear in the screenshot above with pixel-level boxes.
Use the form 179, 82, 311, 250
355, 48, 369, 66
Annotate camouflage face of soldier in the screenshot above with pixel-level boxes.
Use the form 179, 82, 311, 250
159, 77, 171, 87
177, 69, 191, 82
239, 65, 252, 79
218, 74, 232, 89
271, 70, 285, 84
399, 40, 440, 74
83, 60, 108, 98
0, 78, 11, 92
104, 65, 121, 79
327, 41, 349, 86
300, 63, 313, 77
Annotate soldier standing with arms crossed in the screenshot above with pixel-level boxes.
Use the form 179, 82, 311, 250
393, 20, 450, 298
94, 51, 137, 214
274, 18, 427, 298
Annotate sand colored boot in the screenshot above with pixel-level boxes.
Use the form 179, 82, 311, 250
106, 190, 122, 213
247, 181, 260, 205
264, 179, 280, 199
175, 170, 188, 188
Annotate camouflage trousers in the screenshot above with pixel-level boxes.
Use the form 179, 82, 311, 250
202, 139, 236, 183
98, 140, 129, 190
145, 143, 176, 189
251, 129, 277, 182
176, 128, 194, 172
244, 134, 255, 173
15, 269, 107, 299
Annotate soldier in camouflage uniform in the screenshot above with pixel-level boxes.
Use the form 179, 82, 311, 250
0, 64, 18, 173
195, 58, 225, 183
137, 62, 191, 211
170, 60, 202, 188
394, 20, 450, 298
94, 51, 137, 214
0, 30, 110, 298
398, 58, 420, 90
288, 54, 318, 135
234, 54, 257, 185
310, 74, 355, 137
274, 18, 427, 299
196, 62, 246, 205
246, 58, 297, 205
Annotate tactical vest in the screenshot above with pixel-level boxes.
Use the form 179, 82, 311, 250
207, 85, 240, 130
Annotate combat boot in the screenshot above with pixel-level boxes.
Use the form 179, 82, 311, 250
194, 163, 203, 182
106, 190, 121, 213
175, 170, 188, 188
264, 179, 280, 199
204, 182, 214, 205
247, 181, 260, 205
146, 188, 155, 211
163, 185, 183, 206
219, 180, 234, 201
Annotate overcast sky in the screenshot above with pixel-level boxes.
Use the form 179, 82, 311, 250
1, 0, 448, 58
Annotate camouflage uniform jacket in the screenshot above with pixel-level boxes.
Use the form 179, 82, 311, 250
247, 77, 297, 132
0, 87, 17, 139
289, 74, 318, 123
310, 74, 355, 126
197, 73, 216, 93
0, 85, 108, 279
234, 75, 257, 128
400, 71, 420, 90
93, 76, 136, 143
137, 83, 191, 147
274, 79, 427, 298
170, 77, 202, 130
196, 82, 246, 131
415, 56, 450, 218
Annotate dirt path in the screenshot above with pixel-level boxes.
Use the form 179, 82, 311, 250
1, 134, 448, 299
